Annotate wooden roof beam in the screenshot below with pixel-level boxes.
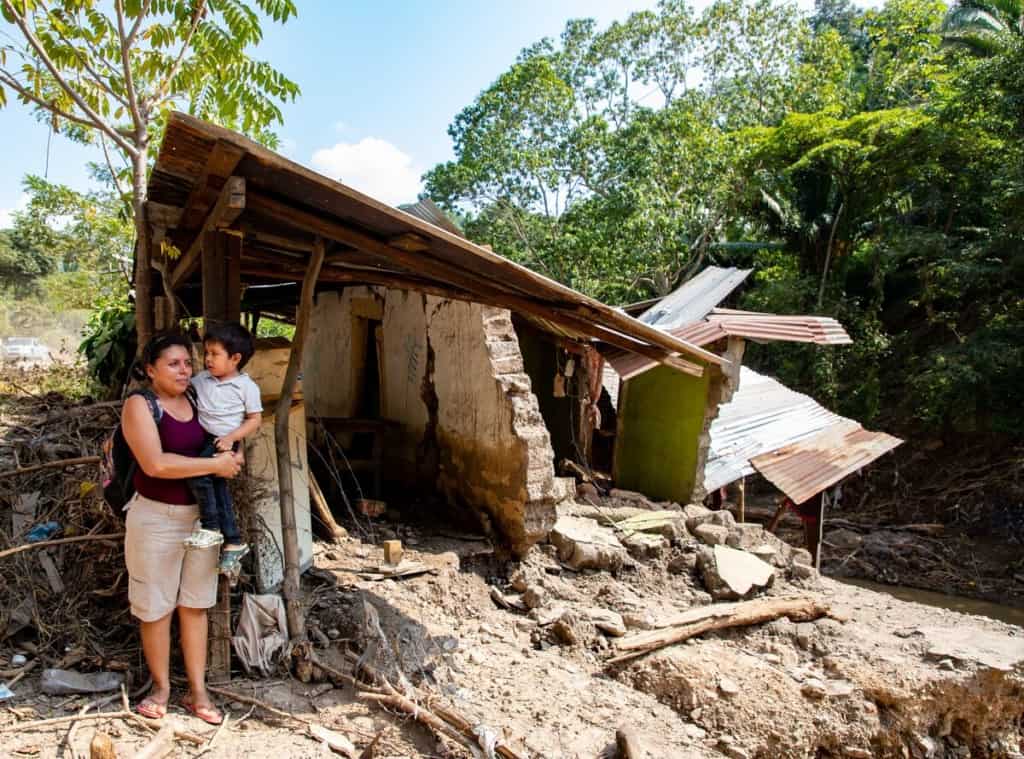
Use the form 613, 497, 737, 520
167, 176, 246, 291
240, 262, 704, 377
245, 190, 716, 371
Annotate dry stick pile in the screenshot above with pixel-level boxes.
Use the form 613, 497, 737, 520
0, 393, 140, 675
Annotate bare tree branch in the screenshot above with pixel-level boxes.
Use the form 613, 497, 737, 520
99, 133, 127, 199
113, 0, 144, 133
0, 0, 137, 155
0, 68, 115, 134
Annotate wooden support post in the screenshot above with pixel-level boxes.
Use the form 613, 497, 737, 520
208, 575, 232, 685
202, 231, 242, 330
738, 476, 746, 524
276, 239, 325, 640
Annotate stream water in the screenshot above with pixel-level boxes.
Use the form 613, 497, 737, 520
839, 577, 1024, 628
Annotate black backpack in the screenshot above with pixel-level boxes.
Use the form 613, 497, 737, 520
100, 389, 162, 517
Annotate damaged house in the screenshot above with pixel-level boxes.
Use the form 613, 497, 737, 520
600, 267, 901, 524
144, 113, 727, 573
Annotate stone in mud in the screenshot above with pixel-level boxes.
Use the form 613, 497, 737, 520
683, 503, 714, 532
583, 608, 626, 637
523, 585, 547, 609
667, 552, 698, 575
549, 516, 628, 571
727, 522, 766, 551
698, 545, 775, 600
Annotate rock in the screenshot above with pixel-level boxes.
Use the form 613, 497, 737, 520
549, 516, 628, 571
522, 585, 548, 610
801, 678, 828, 699
467, 650, 486, 666
551, 616, 579, 646
795, 623, 815, 650
791, 561, 817, 580
698, 545, 775, 600
616, 510, 688, 539
750, 543, 777, 563
583, 608, 626, 637
684, 724, 706, 740
920, 626, 1024, 672
727, 522, 765, 551
667, 553, 698, 574
683, 503, 714, 531
791, 548, 813, 566
722, 745, 751, 759
708, 510, 735, 528
911, 733, 938, 758
509, 569, 530, 593
842, 748, 873, 759
824, 679, 857, 698
621, 531, 669, 559
718, 676, 740, 697
694, 523, 729, 546
531, 605, 568, 626
326, 628, 341, 640
622, 611, 657, 630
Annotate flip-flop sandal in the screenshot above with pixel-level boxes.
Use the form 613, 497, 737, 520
180, 697, 223, 725
136, 696, 167, 720
218, 545, 250, 575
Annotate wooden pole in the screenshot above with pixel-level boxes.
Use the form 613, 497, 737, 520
275, 238, 325, 639
738, 477, 746, 524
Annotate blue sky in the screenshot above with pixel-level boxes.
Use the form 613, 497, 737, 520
0, 0, 834, 223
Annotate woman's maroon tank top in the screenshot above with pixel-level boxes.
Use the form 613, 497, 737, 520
133, 404, 207, 505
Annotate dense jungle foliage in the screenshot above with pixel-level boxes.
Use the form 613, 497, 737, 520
426, 0, 1024, 442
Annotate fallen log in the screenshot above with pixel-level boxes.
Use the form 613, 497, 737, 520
607, 596, 830, 665
0, 455, 100, 480
133, 721, 176, 759
310, 474, 348, 540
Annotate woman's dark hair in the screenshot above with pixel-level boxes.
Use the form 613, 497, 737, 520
130, 331, 193, 381
204, 322, 256, 370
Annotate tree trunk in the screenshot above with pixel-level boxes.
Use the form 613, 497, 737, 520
275, 239, 325, 639
132, 146, 154, 350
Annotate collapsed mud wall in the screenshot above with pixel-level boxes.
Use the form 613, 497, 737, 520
304, 287, 561, 554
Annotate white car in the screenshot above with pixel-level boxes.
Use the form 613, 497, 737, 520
1, 337, 51, 365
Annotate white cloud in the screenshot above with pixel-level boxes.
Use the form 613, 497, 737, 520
0, 193, 29, 229
311, 137, 423, 207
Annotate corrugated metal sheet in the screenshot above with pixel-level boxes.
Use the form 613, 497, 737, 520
397, 198, 465, 237
703, 368, 902, 500
707, 309, 852, 345
638, 266, 752, 329
703, 368, 843, 494
606, 309, 851, 380
751, 423, 903, 504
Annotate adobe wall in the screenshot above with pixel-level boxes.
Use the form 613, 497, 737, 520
303, 287, 561, 555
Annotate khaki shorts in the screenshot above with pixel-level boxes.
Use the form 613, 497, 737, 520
124, 493, 218, 622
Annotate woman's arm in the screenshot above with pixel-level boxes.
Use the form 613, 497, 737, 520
122, 395, 241, 480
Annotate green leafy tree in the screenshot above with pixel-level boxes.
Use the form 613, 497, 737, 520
942, 0, 1024, 55
0, 0, 300, 348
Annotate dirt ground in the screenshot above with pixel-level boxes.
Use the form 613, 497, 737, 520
2, 499, 1022, 759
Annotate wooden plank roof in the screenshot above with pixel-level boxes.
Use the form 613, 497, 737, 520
146, 112, 725, 377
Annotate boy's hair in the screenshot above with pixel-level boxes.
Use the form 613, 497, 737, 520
204, 322, 256, 370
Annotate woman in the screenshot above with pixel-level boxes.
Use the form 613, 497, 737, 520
122, 333, 243, 724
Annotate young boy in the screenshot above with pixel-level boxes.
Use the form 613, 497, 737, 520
184, 323, 263, 575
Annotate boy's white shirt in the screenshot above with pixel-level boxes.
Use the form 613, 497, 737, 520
190, 370, 263, 438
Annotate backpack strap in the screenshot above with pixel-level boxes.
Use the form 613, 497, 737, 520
128, 388, 162, 425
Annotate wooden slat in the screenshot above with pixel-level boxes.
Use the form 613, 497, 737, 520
168, 177, 246, 290
202, 231, 242, 326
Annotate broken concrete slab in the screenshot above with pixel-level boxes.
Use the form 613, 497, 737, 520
694, 523, 729, 546
919, 626, 1024, 672
699, 545, 775, 600
616, 510, 688, 539
549, 516, 628, 571
683, 504, 714, 532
